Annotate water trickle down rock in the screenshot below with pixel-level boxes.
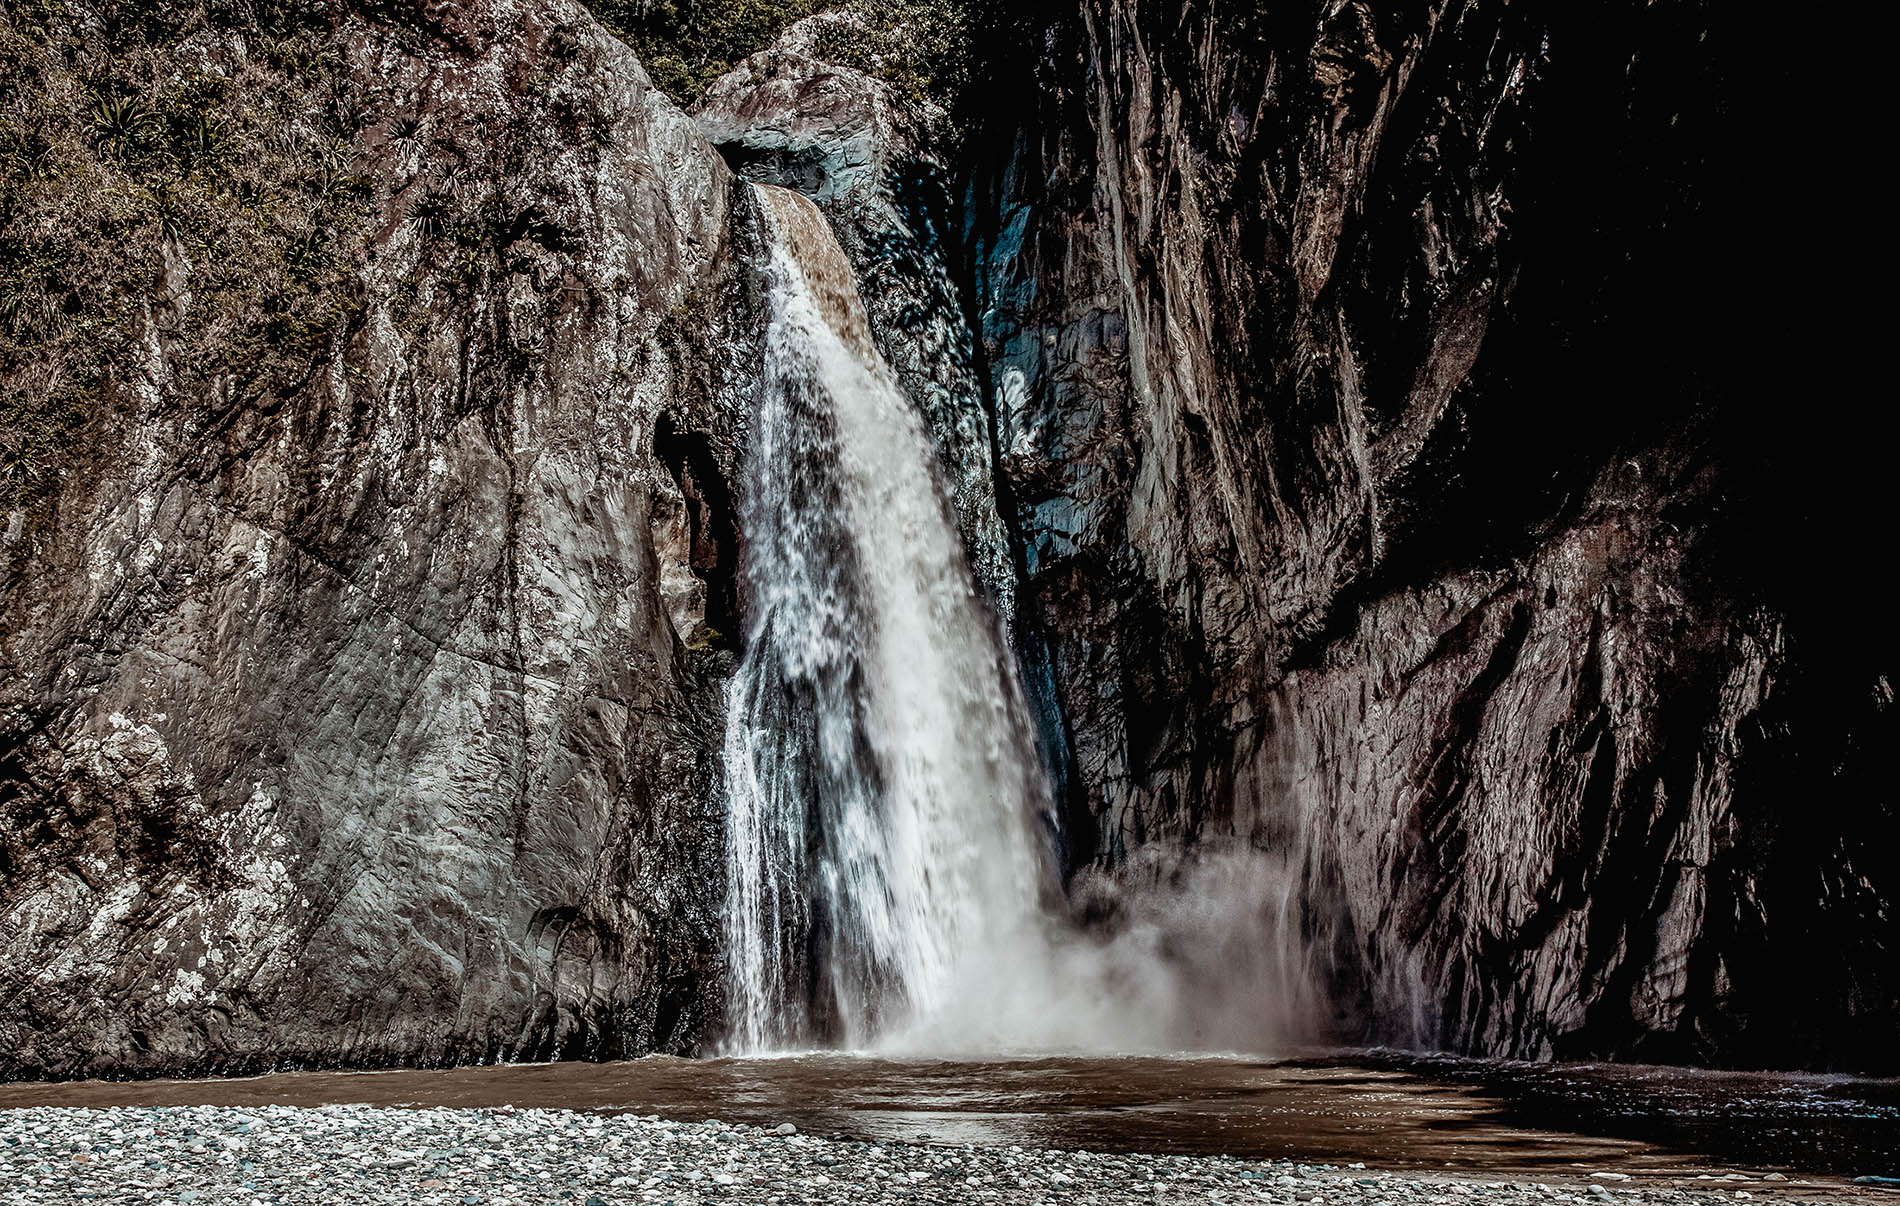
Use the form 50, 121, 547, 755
723, 188, 1323, 1058
721, 183, 1056, 1051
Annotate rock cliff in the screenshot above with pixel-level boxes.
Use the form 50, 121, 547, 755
1, 0, 758, 1076
1, 0, 1890, 1076
958, 0, 1894, 1066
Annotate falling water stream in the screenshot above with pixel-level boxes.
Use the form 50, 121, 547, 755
720, 186, 1320, 1056
721, 185, 1069, 1053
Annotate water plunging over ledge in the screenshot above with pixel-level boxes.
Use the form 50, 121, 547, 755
721, 185, 1064, 1053
720, 186, 1319, 1056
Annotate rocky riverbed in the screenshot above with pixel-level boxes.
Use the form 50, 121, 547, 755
0, 1106, 1879, 1205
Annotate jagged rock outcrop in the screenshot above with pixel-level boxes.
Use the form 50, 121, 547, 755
0, 0, 760, 1077
962, 0, 1895, 1066
692, 14, 1015, 620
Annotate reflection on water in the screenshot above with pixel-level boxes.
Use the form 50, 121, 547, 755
1, 1052, 1894, 1183
1367, 1051, 1900, 1180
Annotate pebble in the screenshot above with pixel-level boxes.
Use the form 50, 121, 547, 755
0, 1105, 1851, 1205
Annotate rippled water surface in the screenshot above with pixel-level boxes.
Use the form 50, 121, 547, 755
3, 1053, 1895, 1184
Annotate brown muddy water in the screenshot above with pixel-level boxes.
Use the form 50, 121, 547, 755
1, 1052, 1895, 1187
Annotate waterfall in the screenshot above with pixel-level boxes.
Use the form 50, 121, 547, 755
721, 184, 1057, 1052
720, 185, 1319, 1054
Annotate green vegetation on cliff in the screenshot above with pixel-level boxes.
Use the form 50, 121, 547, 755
592, 0, 819, 104
591, 0, 981, 112
0, 0, 364, 506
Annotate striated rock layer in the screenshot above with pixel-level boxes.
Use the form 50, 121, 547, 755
961, 0, 1893, 1067
0, 0, 760, 1077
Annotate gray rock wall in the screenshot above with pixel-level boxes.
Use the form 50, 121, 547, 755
0, 0, 758, 1076
1, 0, 1889, 1077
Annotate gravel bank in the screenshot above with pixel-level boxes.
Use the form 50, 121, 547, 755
0, 1106, 1873, 1205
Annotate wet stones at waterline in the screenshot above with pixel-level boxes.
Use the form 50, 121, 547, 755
0, 1106, 1850, 1206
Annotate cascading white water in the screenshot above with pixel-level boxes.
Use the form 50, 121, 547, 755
722, 184, 1058, 1052
722, 185, 1320, 1055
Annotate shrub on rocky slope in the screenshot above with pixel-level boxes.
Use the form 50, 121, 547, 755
0, 0, 365, 506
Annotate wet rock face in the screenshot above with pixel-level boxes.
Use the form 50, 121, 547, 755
0, 0, 761, 1076
964, 0, 1896, 1065
693, 15, 1016, 622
